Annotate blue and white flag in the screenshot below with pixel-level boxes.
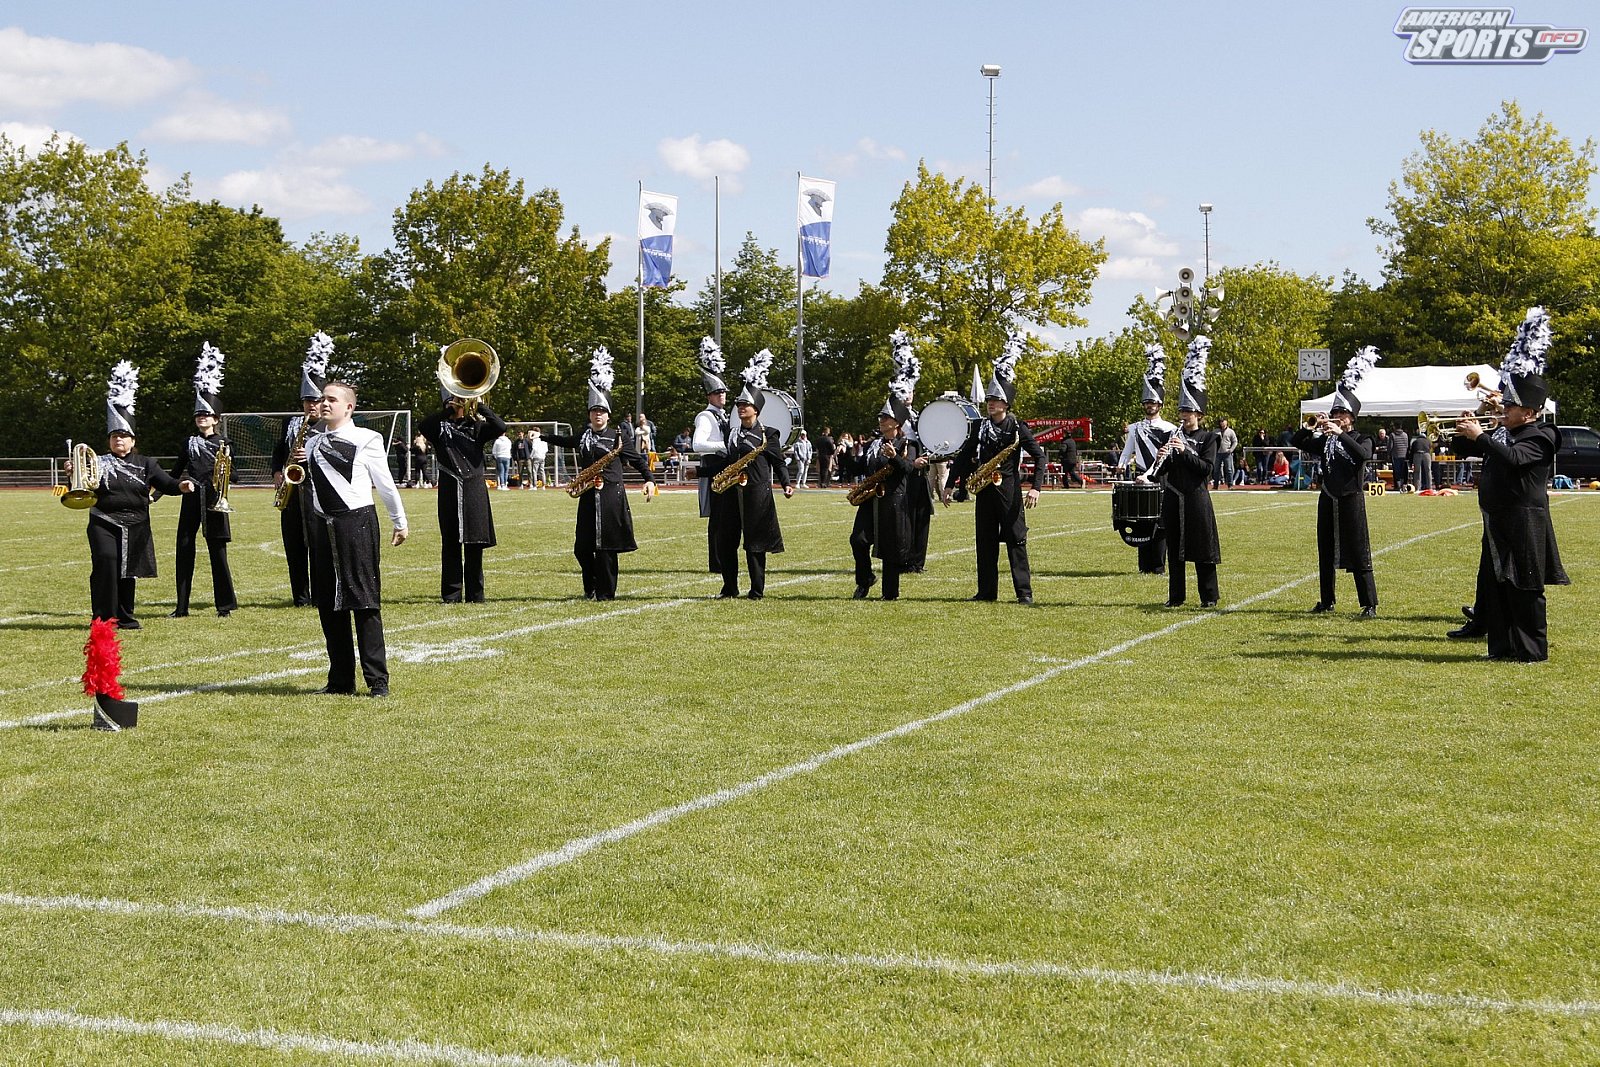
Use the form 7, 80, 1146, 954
638, 190, 677, 288
797, 176, 835, 279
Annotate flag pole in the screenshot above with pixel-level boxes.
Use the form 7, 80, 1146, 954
636, 180, 645, 421
714, 175, 722, 346
795, 172, 805, 426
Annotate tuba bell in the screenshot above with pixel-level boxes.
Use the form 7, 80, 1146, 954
60, 441, 100, 509
437, 338, 500, 417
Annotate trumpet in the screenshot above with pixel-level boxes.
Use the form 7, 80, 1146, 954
60, 442, 100, 509
1417, 410, 1502, 444
437, 338, 500, 418
1464, 371, 1503, 414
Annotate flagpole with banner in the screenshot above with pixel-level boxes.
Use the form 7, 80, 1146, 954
637, 187, 678, 420
796, 174, 835, 429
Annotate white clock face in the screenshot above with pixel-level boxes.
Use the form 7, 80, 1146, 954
1299, 349, 1330, 381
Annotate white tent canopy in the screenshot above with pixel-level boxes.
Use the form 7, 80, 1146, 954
1300, 364, 1556, 418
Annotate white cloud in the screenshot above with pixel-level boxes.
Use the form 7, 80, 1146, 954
1071, 207, 1181, 258
1014, 175, 1084, 201
658, 134, 750, 190
143, 95, 291, 145
0, 27, 193, 111
1099, 256, 1169, 282
820, 136, 908, 176
297, 132, 447, 167
205, 167, 371, 218
0, 121, 81, 153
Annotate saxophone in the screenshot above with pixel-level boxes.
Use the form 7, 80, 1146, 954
711, 427, 767, 493
965, 433, 1021, 495
273, 416, 317, 510
566, 432, 627, 497
847, 441, 900, 506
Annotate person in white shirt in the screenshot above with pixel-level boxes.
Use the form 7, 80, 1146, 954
792, 429, 815, 488
528, 427, 548, 488
295, 381, 408, 698
491, 431, 512, 490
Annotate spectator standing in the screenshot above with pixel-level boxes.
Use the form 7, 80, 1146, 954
511, 430, 531, 488
1409, 431, 1433, 491
1059, 434, 1084, 487
410, 432, 430, 488
815, 426, 835, 487
491, 430, 512, 490
1389, 423, 1411, 490
635, 413, 654, 456
529, 427, 548, 488
1251, 428, 1270, 483
793, 429, 814, 487
1213, 418, 1238, 489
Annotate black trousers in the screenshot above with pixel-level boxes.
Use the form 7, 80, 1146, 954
850, 531, 901, 599
1168, 559, 1219, 606
280, 498, 312, 606
576, 546, 620, 600
307, 515, 388, 692
1137, 534, 1166, 574
88, 522, 137, 625
1319, 556, 1377, 609
976, 527, 1031, 600
441, 540, 486, 603
1392, 458, 1410, 488
716, 538, 767, 596
174, 495, 236, 613
1475, 538, 1549, 661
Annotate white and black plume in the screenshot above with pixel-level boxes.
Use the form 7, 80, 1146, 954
589, 346, 615, 392
889, 329, 921, 404
1183, 335, 1210, 391
1503, 305, 1552, 378
741, 348, 774, 390
1341, 345, 1380, 391
1144, 342, 1165, 382
196, 342, 226, 394
994, 330, 1024, 385
108, 361, 139, 411
697, 336, 725, 376
306, 331, 334, 377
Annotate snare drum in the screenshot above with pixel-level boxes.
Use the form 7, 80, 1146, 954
760, 388, 802, 446
916, 394, 980, 460
1111, 481, 1163, 546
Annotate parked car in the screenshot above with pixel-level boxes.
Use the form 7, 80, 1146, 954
1555, 425, 1600, 482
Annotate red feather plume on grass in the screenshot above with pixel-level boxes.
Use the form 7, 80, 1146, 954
82, 618, 124, 701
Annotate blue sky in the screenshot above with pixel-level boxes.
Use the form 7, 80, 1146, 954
2, 1, 1594, 342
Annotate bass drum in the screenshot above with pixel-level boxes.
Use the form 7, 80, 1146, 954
916, 394, 980, 460
760, 388, 802, 446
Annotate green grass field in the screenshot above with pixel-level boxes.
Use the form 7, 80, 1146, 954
2, 484, 1598, 1065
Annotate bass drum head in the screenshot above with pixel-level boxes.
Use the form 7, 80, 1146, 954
760, 388, 801, 445
916, 396, 980, 459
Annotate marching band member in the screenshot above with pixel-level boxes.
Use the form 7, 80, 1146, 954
1149, 336, 1222, 608
942, 333, 1045, 604
850, 379, 928, 601
545, 348, 656, 600
1291, 347, 1380, 618
1118, 342, 1176, 575
271, 333, 331, 607
297, 381, 408, 697
418, 380, 506, 605
168, 343, 238, 618
1451, 307, 1568, 661
86, 362, 190, 629
690, 337, 731, 572
716, 350, 793, 599
890, 330, 935, 573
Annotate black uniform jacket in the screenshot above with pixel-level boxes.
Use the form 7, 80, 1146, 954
171, 432, 233, 541
546, 423, 654, 552
945, 415, 1046, 544
90, 453, 184, 578
419, 405, 506, 545
726, 423, 791, 554
1455, 423, 1569, 591
1292, 426, 1373, 572
852, 437, 931, 567
1158, 427, 1221, 564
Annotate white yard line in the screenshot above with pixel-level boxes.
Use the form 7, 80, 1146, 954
409, 521, 1478, 919
0, 1006, 608, 1067
0, 891, 1593, 1018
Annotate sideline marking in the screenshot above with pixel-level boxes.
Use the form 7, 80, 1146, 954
0, 1005, 607, 1067
1, 892, 1594, 1019
410, 521, 1479, 919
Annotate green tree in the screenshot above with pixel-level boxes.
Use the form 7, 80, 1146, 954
1369, 100, 1600, 421
375, 164, 610, 418
795, 285, 910, 433
882, 161, 1105, 386
0, 136, 189, 454
1032, 328, 1155, 450
1203, 263, 1333, 435
691, 232, 797, 369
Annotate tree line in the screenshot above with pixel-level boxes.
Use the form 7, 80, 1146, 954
2, 99, 1595, 460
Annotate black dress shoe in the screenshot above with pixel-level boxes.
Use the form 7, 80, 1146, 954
119, 619, 141, 630
852, 585, 870, 599
1447, 624, 1486, 639
216, 608, 231, 618
1462, 605, 1476, 621
1164, 600, 1184, 608
746, 591, 764, 600
166, 610, 188, 619
968, 594, 996, 602
368, 687, 389, 698
1309, 601, 1334, 614
881, 594, 899, 601
1359, 606, 1378, 619
1016, 596, 1034, 606
1201, 600, 1218, 608
716, 590, 740, 599
313, 685, 356, 695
